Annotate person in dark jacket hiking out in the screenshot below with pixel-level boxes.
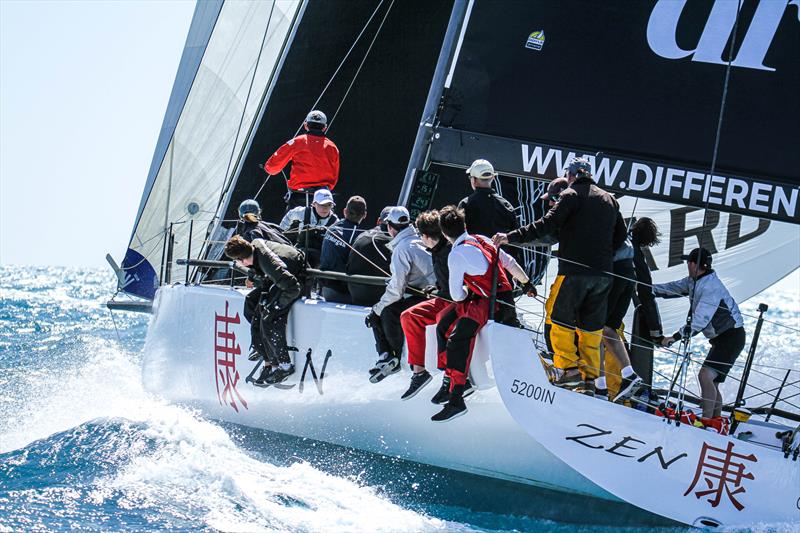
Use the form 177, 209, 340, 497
346, 206, 393, 306
225, 235, 304, 385
264, 110, 340, 210
494, 157, 627, 397
319, 195, 368, 303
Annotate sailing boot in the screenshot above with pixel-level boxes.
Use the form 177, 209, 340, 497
266, 364, 295, 384
369, 353, 401, 383
431, 375, 451, 404
431, 384, 467, 423
575, 379, 596, 397
401, 370, 432, 400
553, 369, 583, 391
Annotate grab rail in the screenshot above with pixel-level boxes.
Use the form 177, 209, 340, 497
176, 259, 390, 287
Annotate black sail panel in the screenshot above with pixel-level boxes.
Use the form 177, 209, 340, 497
435, 0, 800, 223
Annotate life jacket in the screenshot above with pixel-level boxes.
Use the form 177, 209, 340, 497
460, 235, 512, 298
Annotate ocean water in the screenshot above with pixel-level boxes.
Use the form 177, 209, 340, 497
0, 265, 797, 532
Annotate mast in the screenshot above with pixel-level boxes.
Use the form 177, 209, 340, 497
397, 0, 470, 207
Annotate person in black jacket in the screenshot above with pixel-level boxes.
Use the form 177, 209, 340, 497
319, 196, 367, 303
494, 157, 627, 396
458, 159, 519, 238
225, 235, 303, 385
346, 206, 393, 306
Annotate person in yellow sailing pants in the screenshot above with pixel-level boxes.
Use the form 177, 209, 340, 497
495, 158, 627, 396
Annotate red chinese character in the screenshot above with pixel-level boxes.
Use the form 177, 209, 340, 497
684, 441, 757, 511
214, 301, 248, 412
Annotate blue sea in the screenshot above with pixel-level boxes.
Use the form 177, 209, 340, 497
1, 266, 797, 532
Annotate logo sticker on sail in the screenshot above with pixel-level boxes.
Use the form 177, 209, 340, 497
526, 30, 545, 51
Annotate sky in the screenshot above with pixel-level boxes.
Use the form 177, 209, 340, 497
1, 0, 195, 268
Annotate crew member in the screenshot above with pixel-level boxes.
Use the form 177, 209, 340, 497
433, 206, 535, 422
237, 199, 291, 245
600, 220, 645, 403
458, 159, 519, 239
319, 195, 367, 303
397, 210, 452, 401
366, 207, 434, 383
653, 248, 745, 432
494, 157, 626, 397
279, 188, 339, 268
264, 110, 340, 210
628, 217, 665, 394
346, 206, 393, 306
225, 235, 304, 385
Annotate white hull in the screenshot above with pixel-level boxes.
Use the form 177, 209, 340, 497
142, 284, 610, 500
488, 322, 800, 528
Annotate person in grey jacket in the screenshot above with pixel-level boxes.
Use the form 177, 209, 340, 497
366, 206, 435, 383
653, 247, 746, 421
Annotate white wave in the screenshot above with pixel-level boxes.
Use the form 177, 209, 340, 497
0, 332, 458, 532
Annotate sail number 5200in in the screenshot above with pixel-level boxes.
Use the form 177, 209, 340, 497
510, 379, 555, 405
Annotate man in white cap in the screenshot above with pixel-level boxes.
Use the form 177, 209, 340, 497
264, 110, 340, 210
279, 188, 339, 267
366, 206, 435, 383
458, 159, 519, 241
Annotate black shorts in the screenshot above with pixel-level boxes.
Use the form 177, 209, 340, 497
704, 327, 746, 383
605, 274, 634, 330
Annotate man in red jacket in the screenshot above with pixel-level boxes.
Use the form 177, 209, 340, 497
264, 110, 340, 210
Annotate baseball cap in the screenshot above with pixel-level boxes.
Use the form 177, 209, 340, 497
238, 199, 260, 217
542, 177, 569, 200
567, 157, 592, 176
305, 110, 327, 126
378, 206, 392, 222
681, 247, 713, 268
385, 206, 411, 226
466, 159, 496, 180
313, 189, 335, 205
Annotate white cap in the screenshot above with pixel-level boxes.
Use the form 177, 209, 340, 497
385, 206, 410, 225
466, 159, 496, 180
313, 189, 334, 205
305, 110, 327, 126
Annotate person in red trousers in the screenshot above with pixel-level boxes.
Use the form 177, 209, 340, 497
399, 210, 453, 402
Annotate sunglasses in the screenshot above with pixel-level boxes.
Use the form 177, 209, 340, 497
548, 194, 561, 203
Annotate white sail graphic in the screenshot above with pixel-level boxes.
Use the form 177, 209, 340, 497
121, 0, 302, 299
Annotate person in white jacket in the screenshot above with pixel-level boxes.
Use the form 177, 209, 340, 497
366, 206, 435, 383
653, 247, 746, 425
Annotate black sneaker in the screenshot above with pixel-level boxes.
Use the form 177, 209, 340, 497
401, 370, 432, 400
368, 352, 390, 377
595, 386, 609, 401
575, 379, 596, 397
253, 364, 274, 387
369, 355, 400, 383
553, 370, 582, 391
431, 375, 451, 404
613, 373, 644, 403
248, 348, 262, 362
266, 365, 295, 384
431, 393, 467, 423
462, 378, 475, 400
